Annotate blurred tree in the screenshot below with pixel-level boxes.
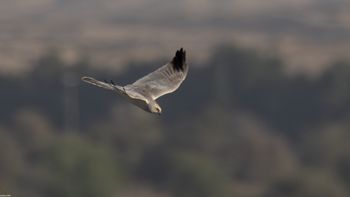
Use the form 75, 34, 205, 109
319, 61, 350, 119
86, 104, 163, 172
166, 106, 298, 182
0, 127, 23, 195
301, 121, 350, 192
138, 148, 232, 197
264, 171, 348, 197
168, 152, 232, 197
1, 44, 350, 197
11, 110, 56, 154
45, 136, 123, 197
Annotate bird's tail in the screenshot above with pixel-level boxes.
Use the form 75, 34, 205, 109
81, 76, 122, 91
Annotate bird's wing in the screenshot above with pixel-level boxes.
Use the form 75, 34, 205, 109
132, 48, 188, 99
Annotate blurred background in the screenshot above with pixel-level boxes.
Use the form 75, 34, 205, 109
1, 0, 350, 196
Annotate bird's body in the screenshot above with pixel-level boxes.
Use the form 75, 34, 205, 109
82, 48, 188, 114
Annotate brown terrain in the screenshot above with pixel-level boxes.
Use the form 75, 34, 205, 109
0, 0, 349, 75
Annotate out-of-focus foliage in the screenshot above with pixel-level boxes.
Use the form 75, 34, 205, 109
1, 45, 350, 196
45, 136, 122, 197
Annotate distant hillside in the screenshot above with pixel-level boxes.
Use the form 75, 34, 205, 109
0, 0, 349, 75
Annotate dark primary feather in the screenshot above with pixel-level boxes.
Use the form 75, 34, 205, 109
131, 48, 188, 99
171, 48, 186, 71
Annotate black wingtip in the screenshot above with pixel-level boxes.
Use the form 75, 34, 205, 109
171, 48, 186, 71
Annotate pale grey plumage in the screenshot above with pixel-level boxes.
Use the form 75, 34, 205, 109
81, 48, 188, 114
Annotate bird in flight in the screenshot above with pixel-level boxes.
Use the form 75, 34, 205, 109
81, 48, 188, 115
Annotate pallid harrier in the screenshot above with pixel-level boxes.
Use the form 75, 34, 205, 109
81, 48, 188, 115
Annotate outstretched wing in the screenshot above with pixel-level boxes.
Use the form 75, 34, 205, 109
132, 48, 188, 99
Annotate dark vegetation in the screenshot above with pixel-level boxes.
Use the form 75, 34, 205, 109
1, 45, 350, 197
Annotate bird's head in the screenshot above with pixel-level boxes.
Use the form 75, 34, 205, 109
149, 102, 162, 115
